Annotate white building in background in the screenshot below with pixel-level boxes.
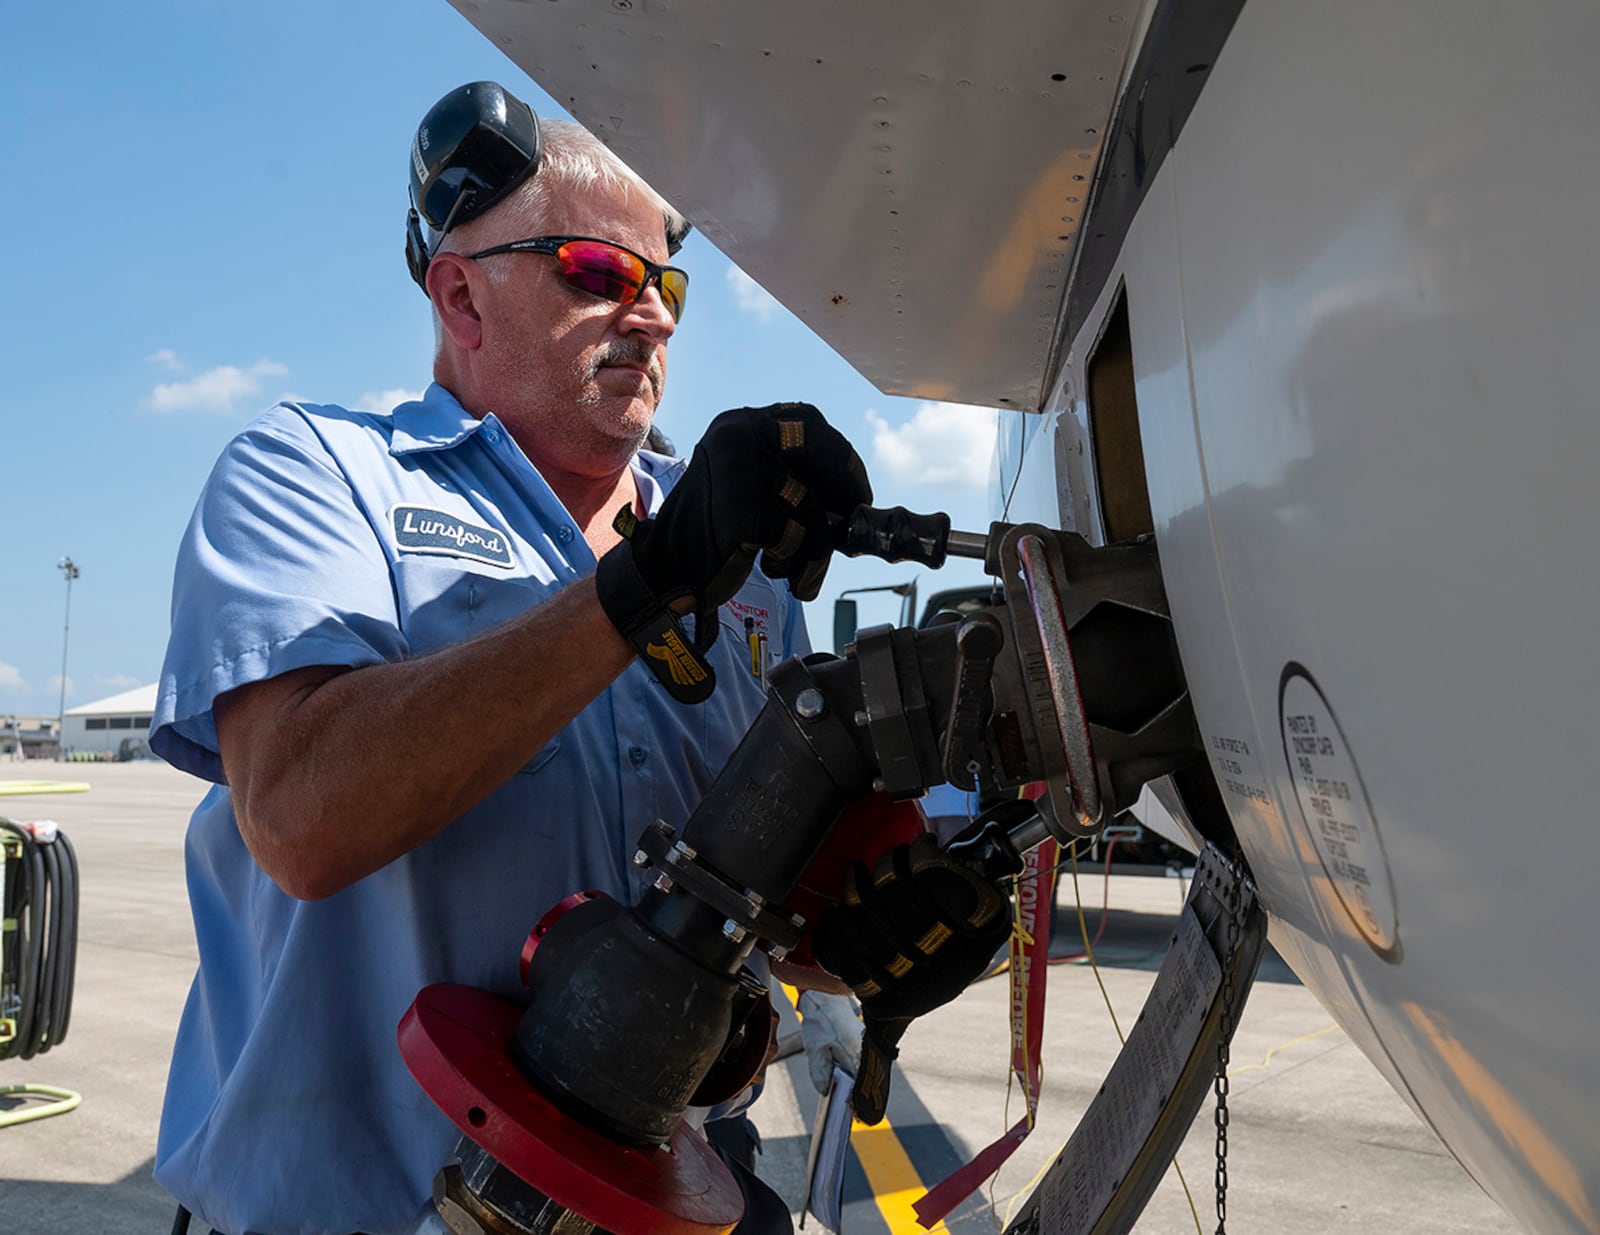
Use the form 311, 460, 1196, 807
61, 684, 158, 757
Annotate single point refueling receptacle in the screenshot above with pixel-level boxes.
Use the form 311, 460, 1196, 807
1071, 601, 1187, 735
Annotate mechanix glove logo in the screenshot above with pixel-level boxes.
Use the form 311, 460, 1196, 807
645, 630, 711, 689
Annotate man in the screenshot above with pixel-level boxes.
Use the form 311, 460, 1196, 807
150, 83, 870, 1235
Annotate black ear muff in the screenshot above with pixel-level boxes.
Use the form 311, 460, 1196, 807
404, 81, 543, 292
405, 207, 431, 292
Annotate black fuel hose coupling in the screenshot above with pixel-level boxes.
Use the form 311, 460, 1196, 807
510, 891, 747, 1146
507, 518, 1206, 1148
510, 652, 885, 1146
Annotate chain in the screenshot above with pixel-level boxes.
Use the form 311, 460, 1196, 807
1214, 849, 1244, 1234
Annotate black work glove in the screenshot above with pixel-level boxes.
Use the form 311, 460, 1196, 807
596, 403, 871, 702
811, 833, 1012, 1125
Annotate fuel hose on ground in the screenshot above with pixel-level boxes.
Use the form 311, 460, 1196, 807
1, 818, 82, 1127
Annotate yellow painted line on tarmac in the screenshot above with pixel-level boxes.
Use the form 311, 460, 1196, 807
0, 780, 90, 797
782, 982, 950, 1234
851, 1119, 950, 1234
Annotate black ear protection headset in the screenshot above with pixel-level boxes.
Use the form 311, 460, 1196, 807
405, 81, 691, 294
405, 81, 543, 292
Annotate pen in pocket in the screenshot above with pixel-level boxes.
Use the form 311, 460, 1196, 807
745, 616, 769, 691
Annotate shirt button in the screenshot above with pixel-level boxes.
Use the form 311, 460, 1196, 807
485, 428, 501, 444
557, 526, 575, 544
628, 745, 648, 768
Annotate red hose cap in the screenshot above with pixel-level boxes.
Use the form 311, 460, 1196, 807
399, 983, 744, 1235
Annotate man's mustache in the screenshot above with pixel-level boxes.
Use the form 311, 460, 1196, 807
590, 341, 664, 394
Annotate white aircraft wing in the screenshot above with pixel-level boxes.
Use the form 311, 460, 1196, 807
451, 0, 1158, 411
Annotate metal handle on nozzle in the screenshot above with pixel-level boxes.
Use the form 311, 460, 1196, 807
834, 504, 991, 568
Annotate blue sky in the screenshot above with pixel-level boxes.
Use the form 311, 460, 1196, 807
0, 0, 997, 720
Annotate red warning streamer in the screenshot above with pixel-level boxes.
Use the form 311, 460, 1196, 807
913, 792, 1056, 1228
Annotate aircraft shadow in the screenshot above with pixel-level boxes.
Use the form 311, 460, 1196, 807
1042, 904, 1298, 983
0, 1155, 187, 1235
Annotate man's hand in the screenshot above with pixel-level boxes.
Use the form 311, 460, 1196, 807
632, 402, 872, 607
796, 990, 863, 1095
811, 833, 1011, 1124
595, 403, 870, 700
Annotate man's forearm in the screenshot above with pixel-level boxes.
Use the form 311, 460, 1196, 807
219, 576, 634, 899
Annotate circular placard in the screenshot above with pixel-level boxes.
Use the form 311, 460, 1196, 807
1279, 664, 1399, 957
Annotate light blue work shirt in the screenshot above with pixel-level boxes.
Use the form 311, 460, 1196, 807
150, 384, 808, 1235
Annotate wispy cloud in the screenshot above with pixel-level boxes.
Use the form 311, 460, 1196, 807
147, 359, 289, 414
147, 348, 184, 371
725, 266, 780, 323
44, 674, 74, 702
355, 388, 426, 412
865, 402, 998, 491
93, 673, 143, 692
0, 661, 24, 692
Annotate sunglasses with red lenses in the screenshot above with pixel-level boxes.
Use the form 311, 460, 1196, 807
466, 235, 687, 322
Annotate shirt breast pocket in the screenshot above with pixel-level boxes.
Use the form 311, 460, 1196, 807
700, 585, 783, 773
502, 733, 564, 840
391, 555, 555, 657
520, 736, 561, 776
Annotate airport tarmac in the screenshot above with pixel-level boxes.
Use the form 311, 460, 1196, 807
1, 761, 1514, 1234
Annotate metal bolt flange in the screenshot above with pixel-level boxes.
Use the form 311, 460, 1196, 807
794, 687, 826, 719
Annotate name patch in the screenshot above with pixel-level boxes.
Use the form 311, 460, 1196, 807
391, 505, 513, 568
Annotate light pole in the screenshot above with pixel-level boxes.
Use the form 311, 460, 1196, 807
57, 557, 79, 760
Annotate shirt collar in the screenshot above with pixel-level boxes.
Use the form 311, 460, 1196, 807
391, 384, 688, 516
631, 450, 686, 516
389, 383, 491, 456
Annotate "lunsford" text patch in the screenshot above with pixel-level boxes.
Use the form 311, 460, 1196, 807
390, 505, 514, 568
